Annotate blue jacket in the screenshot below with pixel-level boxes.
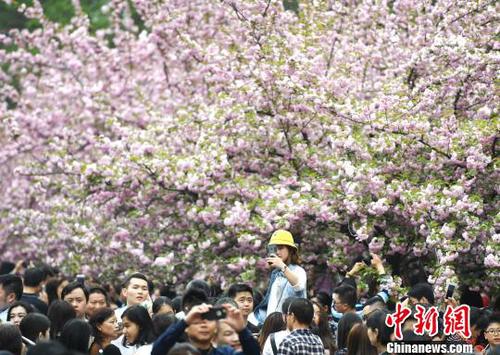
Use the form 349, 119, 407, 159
254, 265, 307, 325
151, 319, 260, 355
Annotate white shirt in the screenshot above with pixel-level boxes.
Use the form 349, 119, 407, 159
111, 336, 137, 355
267, 265, 307, 315
134, 344, 153, 355
263, 330, 290, 355
0, 309, 8, 323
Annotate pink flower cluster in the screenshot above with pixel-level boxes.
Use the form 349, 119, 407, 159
0, 0, 497, 292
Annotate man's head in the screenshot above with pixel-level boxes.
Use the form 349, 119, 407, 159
86, 287, 109, 318
408, 283, 435, 306
0, 275, 23, 309
227, 283, 254, 318
182, 288, 208, 314
332, 285, 357, 314
485, 313, 500, 348
362, 295, 386, 322
23, 267, 44, 291
122, 273, 149, 307
61, 281, 89, 319
286, 298, 314, 331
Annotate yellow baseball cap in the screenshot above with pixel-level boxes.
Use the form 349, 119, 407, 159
269, 230, 297, 249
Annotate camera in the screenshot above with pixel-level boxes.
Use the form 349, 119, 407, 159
201, 306, 227, 321
361, 251, 372, 266
267, 245, 278, 257
445, 284, 456, 299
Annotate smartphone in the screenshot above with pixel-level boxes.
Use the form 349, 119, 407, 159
267, 245, 278, 257
445, 284, 456, 299
201, 306, 227, 321
361, 251, 372, 266
76, 274, 85, 285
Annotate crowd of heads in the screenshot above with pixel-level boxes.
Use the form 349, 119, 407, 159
0, 250, 498, 355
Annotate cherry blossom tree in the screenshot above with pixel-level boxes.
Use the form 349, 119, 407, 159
0, 0, 498, 295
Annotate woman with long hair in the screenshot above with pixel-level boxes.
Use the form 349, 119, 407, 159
347, 323, 377, 355
121, 305, 156, 354
312, 300, 336, 355
89, 307, 121, 355
336, 312, 362, 355
253, 230, 307, 325
59, 318, 92, 353
258, 311, 285, 350
47, 300, 76, 339
366, 310, 393, 355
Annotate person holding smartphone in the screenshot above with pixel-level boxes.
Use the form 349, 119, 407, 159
253, 230, 307, 326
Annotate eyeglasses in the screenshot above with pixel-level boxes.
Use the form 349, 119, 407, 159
485, 328, 500, 335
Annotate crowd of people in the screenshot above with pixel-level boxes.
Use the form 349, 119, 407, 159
0, 230, 498, 355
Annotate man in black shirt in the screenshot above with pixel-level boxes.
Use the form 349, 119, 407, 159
20, 267, 48, 315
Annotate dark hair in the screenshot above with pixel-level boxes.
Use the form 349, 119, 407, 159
7, 301, 34, 321
102, 344, 122, 355
286, 246, 301, 265
227, 283, 253, 299
288, 298, 314, 325
347, 323, 377, 355
258, 312, 285, 349
23, 268, 45, 287
339, 277, 357, 290
159, 284, 177, 299
59, 318, 92, 352
0, 261, 16, 275
88, 286, 109, 302
0, 323, 23, 355
61, 281, 89, 302
152, 313, 177, 337
171, 296, 182, 313
337, 312, 362, 349
47, 300, 76, 339
39, 264, 58, 280
486, 312, 500, 328
408, 283, 435, 305
122, 273, 149, 289
182, 288, 208, 313
333, 285, 357, 309
401, 329, 432, 342
364, 295, 385, 308
167, 343, 201, 355
186, 280, 211, 297
25, 340, 81, 355
366, 309, 393, 346
45, 277, 67, 306
459, 287, 483, 308
153, 296, 173, 314
89, 307, 115, 344
311, 301, 336, 353
470, 307, 490, 330
20, 313, 51, 342
215, 297, 238, 308
282, 297, 299, 314
0, 275, 23, 301
122, 305, 155, 346
313, 291, 332, 310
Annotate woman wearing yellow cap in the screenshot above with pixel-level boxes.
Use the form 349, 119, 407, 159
253, 230, 307, 325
